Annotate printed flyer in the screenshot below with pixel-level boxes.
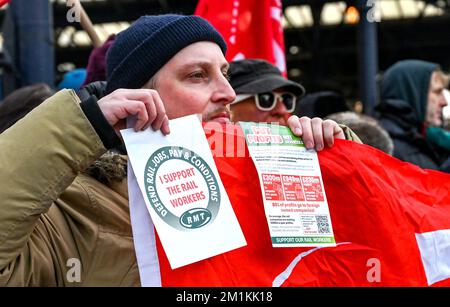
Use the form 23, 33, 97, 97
239, 122, 336, 247
122, 115, 246, 269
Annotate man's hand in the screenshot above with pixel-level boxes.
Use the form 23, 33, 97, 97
287, 115, 345, 151
97, 89, 170, 135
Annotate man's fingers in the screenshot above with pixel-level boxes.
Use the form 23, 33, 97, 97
287, 115, 302, 136
125, 100, 149, 131
142, 98, 157, 130
124, 89, 168, 134
299, 116, 314, 149
333, 122, 346, 140
286, 115, 345, 150
113, 88, 157, 102
323, 120, 345, 147
150, 91, 168, 132
161, 115, 170, 135
98, 89, 171, 136
322, 120, 335, 147
311, 117, 324, 151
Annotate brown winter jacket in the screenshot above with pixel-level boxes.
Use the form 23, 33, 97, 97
0, 90, 140, 286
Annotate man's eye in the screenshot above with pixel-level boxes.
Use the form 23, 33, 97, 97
223, 72, 230, 81
189, 72, 206, 79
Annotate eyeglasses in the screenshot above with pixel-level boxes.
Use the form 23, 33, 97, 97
233, 92, 297, 112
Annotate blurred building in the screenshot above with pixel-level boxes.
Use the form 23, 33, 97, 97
0, 0, 449, 101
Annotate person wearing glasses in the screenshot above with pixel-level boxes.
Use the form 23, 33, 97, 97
229, 59, 302, 126
228, 59, 361, 146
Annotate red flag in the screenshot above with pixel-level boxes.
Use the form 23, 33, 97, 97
0, 0, 10, 7
195, 0, 287, 76
156, 126, 450, 286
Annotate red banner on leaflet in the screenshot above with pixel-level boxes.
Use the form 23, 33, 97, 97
282, 175, 305, 201
153, 124, 450, 286
262, 173, 284, 201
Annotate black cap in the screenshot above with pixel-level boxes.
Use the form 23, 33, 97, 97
228, 59, 305, 96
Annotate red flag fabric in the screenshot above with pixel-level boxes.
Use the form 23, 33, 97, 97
0, 0, 10, 7
195, 0, 287, 76
156, 126, 450, 286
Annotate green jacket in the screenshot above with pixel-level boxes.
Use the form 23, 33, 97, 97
0, 89, 360, 286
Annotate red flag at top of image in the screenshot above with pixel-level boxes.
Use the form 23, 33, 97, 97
0, 0, 10, 8
195, 0, 287, 77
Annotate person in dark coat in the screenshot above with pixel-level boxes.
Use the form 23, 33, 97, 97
376, 60, 449, 172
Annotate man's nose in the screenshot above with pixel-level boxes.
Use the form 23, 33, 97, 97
439, 93, 448, 107
211, 76, 236, 106
272, 99, 289, 115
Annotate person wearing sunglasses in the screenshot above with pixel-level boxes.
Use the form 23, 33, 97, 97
228, 59, 361, 147
229, 59, 304, 126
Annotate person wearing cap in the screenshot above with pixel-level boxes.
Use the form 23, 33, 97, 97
229, 59, 305, 126
0, 15, 348, 286
229, 59, 361, 148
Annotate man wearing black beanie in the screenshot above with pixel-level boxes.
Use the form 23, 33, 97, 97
0, 14, 347, 286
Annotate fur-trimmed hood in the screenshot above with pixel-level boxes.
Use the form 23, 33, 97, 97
84, 150, 128, 185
